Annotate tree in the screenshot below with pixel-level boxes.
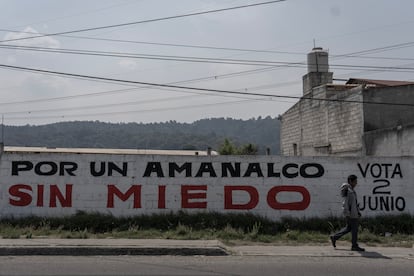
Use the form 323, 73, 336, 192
239, 143, 258, 155
218, 138, 238, 155
218, 139, 258, 155
4, 117, 280, 154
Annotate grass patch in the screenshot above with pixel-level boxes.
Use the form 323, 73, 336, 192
0, 211, 412, 247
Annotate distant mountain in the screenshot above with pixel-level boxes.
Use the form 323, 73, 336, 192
2, 117, 280, 154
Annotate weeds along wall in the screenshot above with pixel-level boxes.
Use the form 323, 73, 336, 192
0, 151, 413, 220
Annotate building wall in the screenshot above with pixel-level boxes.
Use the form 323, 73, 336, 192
299, 87, 328, 155
281, 85, 364, 156
327, 88, 364, 155
302, 72, 333, 95
364, 124, 414, 156
280, 101, 301, 156
363, 85, 414, 131
1, 151, 412, 220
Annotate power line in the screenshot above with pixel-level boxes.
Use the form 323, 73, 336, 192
10, 41, 414, 63
0, 62, 299, 107
7, 1, 137, 30
4, 28, 414, 84
4, 39, 414, 95
3, 31, 414, 59
0, 67, 297, 115
334, 54, 414, 62
1, 94, 194, 115
0, 0, 286, 44
4, 98, 257, 121
0, 44, 296, 67
1, 90, 276, 116
4, 44, 414, 73
0, 28, 303, 56
11, 28, 410, 63
0, 80, 296, 115
0, 63, 413, 107
335, 42, 414, 57
0, 87, 138, 106
1, 40, 388, 103
3, 31, 414, 60
0, 64, 294, 107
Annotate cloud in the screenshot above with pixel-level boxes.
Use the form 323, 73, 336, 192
6, 56, 16, 63
14, 73, 71, 99
118, 59, 137, 70
3, 26, 60, 48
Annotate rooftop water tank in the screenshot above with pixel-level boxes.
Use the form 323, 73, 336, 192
307, 47, 329, 73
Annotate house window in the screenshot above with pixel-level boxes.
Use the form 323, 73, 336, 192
293, 143, 298, 156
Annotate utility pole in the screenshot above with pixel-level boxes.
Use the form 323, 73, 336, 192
0, 114, 4, 155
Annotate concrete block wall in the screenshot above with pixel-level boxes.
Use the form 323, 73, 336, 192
364, 124, 414, 156
327, 89, 364, 155
302, 72, 333, 94
363, 85, 414, 131
281, 85, 364, 156
301, 88, 329, 153
280, 102, 301, 156
0, 151, 412, 220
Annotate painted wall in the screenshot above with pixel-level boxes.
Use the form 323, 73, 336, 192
0, 152, 412, 220
363, 85, 414, 132
364, 124, 414, 156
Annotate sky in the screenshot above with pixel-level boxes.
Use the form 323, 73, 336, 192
1, 0, 414, 125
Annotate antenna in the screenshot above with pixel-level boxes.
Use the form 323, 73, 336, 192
313, 39, 316, 48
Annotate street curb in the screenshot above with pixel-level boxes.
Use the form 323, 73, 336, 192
0, 240, 411, 258
0, 246, 229, 256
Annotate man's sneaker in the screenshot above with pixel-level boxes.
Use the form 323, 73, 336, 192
330, 236, 336, 248
351, 246, 365, 252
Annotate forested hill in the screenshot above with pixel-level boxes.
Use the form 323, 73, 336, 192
2, 117, 280, 154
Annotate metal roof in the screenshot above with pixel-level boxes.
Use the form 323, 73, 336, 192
346, 78, 414, 87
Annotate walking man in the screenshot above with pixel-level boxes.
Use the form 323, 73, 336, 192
330, 174, 365, 251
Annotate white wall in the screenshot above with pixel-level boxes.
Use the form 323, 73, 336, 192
364, 125, 414, 156
0, 152, 412, 220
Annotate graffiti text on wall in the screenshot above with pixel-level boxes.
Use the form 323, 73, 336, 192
7, 161, 324, 211
358, 163, 405, 212
11, 161, 325, 179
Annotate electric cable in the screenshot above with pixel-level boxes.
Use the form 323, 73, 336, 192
4, 43, 414, 73
0, 44, 300, 67
4, 98, 257, 121
0, 80, 297, 115
0, 0, 286, 44
8, 42, 414, 63
0, 28, 303, 56
0, 63, 412, 107
0, 64, 295, 107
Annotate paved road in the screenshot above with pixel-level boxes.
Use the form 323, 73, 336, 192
1, 255, 413, 276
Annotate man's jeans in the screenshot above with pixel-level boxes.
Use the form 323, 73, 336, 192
332, 217, 359, 247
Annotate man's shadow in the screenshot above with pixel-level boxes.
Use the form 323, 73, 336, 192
335, 248, 392, 259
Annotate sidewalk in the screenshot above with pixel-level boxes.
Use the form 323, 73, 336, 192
0, 239, 412, 259
230, 244, 414, 259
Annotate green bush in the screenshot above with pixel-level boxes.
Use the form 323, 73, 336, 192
0, 212, 412, 239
